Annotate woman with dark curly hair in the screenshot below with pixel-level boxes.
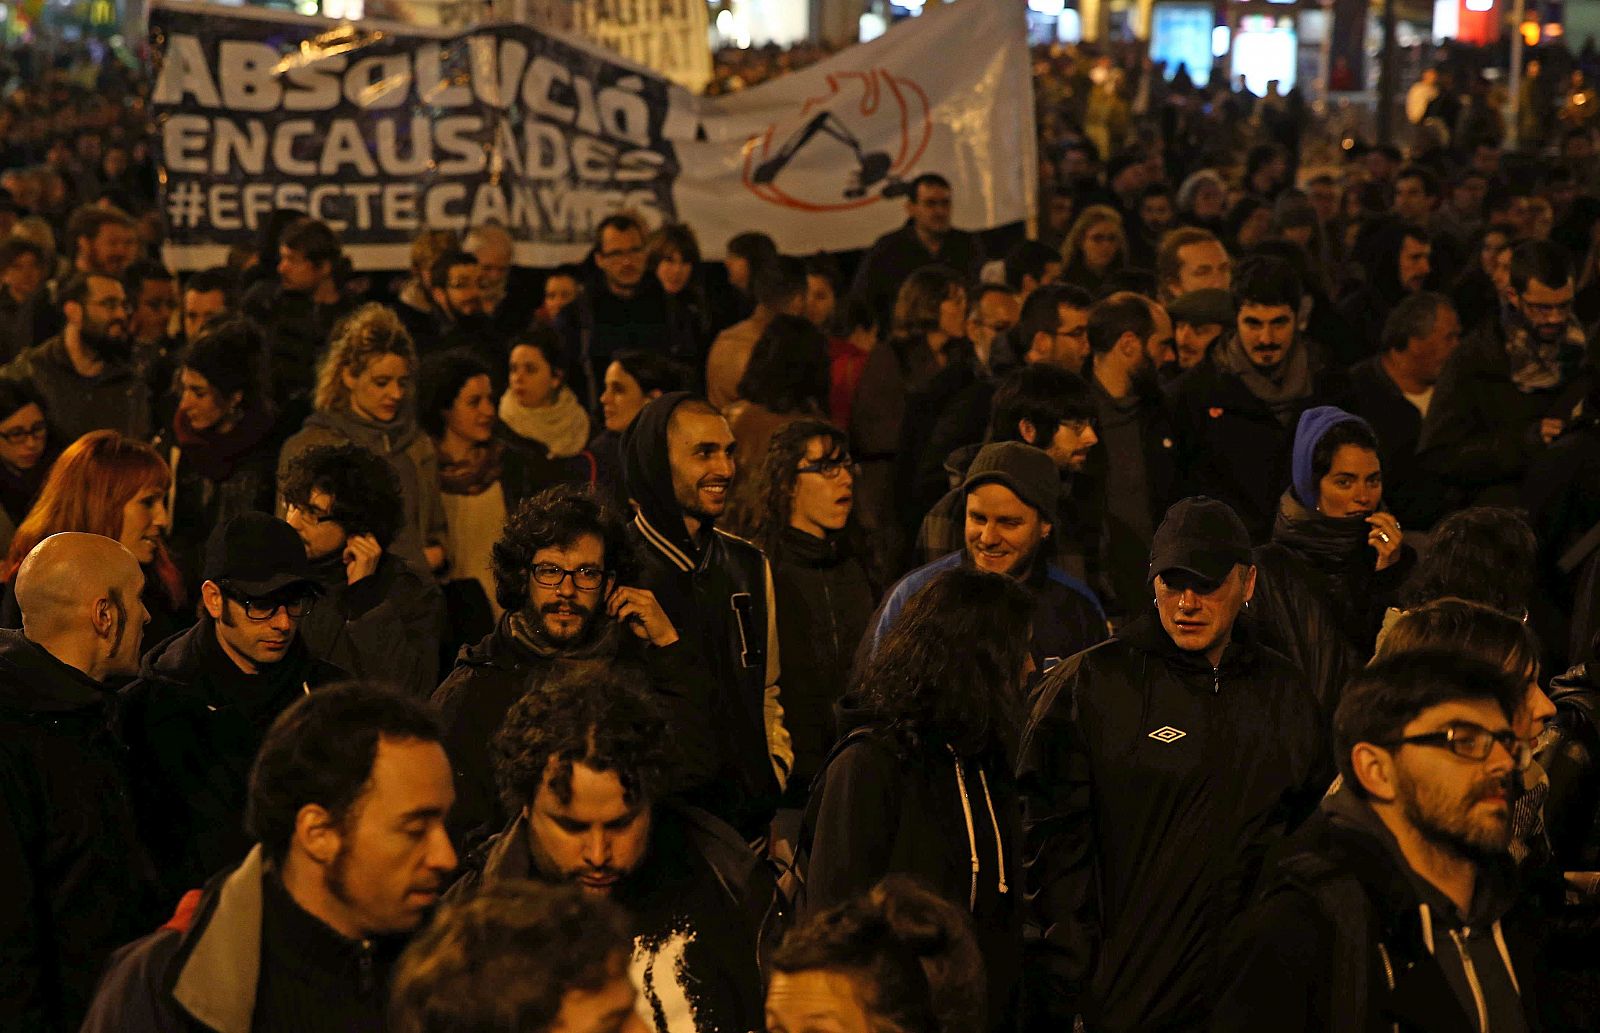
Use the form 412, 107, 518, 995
731, 419, 878, 803
797, 566, 1034, 1031
767, 875, 987, 1033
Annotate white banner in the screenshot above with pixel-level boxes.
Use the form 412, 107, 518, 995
150, 0, 1033, 268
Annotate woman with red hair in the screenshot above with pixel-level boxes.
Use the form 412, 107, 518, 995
2, 430, 188, 647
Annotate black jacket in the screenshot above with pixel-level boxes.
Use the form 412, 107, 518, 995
1, 334, 151, 444
1170, 349, 1345, 541
803, 713, 1022, 1031
1018, 612, 1327, 1032
153, 417, 280, 594
81, 847, 406, 1033
1541, 664, 1600, 871
240, 283, 358, 417
849, 219, 986, 329
0, 630, 157, 1033
297, 551, 443, 699
431, 613, 714, 851
621, 393, 789, 839
768, 527, 878, 798
1336, 356, 1450, 529
1213, 785, 1537, 1033
118, 619, 347, 904
450, 805, 768, 1033
557, 278, 698, 411
1417, 317, 1588, 509
1250, 492, 1414, 718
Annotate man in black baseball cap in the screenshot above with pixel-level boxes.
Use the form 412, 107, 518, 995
120, 512, 348, 898
1019, 494, 1326, 1031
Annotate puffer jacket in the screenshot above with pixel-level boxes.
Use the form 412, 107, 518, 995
277, 407, 447, 577
1250, 490, 1414, 717
1019, 611, 1327, 1032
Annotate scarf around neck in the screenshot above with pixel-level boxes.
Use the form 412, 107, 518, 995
1271, 489, 1375, 578
173, 404, 275, 483
437, 439, 504, 496
1216, 332, 1314, 419
499, 384, 590, 459
1503, 312, 1585, 393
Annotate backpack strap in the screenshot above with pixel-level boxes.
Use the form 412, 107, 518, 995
776, 726, 882, 910
1271, 851, 1381, 1033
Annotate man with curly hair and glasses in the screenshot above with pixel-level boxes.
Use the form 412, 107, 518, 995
120, 512, 348, 904
432, 482, 714, 853
446, 667, 768, 1033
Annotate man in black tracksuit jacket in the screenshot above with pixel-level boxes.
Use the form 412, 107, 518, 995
1018, 497, 1328, 1031
620, 393, 790, 841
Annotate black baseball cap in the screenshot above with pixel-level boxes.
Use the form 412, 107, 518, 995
203, 512, 319, 597
1148, 496, 1252, 585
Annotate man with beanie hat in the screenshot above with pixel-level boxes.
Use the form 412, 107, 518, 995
865, 441, 1107, 676
120, 513, 348, 901
1019, 496, 1327, 1032
620, 392, 791, 842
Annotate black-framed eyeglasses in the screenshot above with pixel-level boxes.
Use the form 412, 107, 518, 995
0, 421, 46, 444
223, 590, 315, 621
797, 455, 857, 480
531, 563, 608, 590
1382, 721, 1531, 771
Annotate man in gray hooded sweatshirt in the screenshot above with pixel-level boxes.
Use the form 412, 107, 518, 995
1215, 649, 1538, 1032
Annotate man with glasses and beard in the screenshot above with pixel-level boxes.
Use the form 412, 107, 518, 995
2, 271, 151, 443
411, 249, 504, 366
82, 684, 458, 1033
1419, 239, 1586, 510
120, 513, 347, 903
621, 393, 790, 843
1215, 650, 1539, 1032
433, 483, 711, 852
448, 668, 767, 1033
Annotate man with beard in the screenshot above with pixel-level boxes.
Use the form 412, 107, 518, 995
1214, 651, 1537, 1032
621, 393, 790, 842
448, 669, 768, 1033
560, 214, 697, 410
1020, 497, 1326, 1032
1419, 240, 1584, 510
1084, 293, 1177, 616
413, 249, 504, 366
281, 443, 444, 698
432, 483, 712, 851
876, 441, 1106, 678
1335, 221, 1435, 366
1172, 256, 1345, 540
120, 514, 347, 902
2, 271, 150, 443
82, 684, 458, 1033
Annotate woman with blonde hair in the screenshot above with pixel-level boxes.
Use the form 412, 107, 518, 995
1059, 204, 1126, 294
277, 302, 447, 575
2, 429, 188, 643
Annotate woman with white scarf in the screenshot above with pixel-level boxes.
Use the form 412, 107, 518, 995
499, 327, 590, 459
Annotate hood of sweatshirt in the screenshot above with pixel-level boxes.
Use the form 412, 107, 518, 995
620, 391, 702, 568
302, 406, 419, 456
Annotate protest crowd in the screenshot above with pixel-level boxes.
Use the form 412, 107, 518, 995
7, 14, 1600, 1033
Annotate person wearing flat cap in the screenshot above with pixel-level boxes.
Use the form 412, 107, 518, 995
862, 440, 1107, 678
1018, 495, 1328, 1033
1162, 287, 1234, 387
120, 512, 348, 903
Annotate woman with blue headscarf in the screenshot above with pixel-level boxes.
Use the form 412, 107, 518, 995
1249, 405, 1415, 716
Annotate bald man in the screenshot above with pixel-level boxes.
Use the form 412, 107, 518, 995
0, 532, 154, 1031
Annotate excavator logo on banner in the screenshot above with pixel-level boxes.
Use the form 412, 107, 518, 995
741, 68, 932, 212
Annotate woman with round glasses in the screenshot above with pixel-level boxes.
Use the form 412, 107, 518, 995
743, 419, 879, 803
0, 379, 55, 555
1058, 205, 1126, 295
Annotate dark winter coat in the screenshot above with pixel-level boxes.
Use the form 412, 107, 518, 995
431, 614, 714, 851
0, 629, 157, 1032
1, 334, 150, 444
297, 551, 442, 699
1541, 664, 1600, 871
848, 220, 986, 329
118, 618, 346, 903
1337, 356, 1449, 529
1018, 612, 1328, 1032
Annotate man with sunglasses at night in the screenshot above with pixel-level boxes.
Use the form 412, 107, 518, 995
433, 482, 713, 853
1215, 650, 1539, 1032
121, 512, 347, 903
